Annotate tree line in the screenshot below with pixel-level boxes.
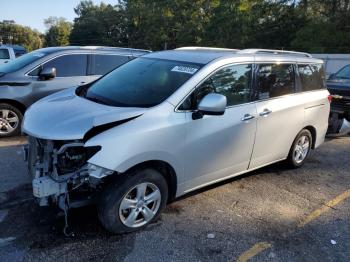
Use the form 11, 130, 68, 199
1, 0, 350, 53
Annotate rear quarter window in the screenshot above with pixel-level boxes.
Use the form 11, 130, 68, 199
297, 64, 326, 91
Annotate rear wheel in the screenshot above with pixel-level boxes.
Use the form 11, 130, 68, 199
286, 129, 312, 168
0, 103, 23, 138
98, 168, 168, 234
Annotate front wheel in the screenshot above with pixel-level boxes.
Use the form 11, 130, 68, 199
0, 103, 23, 138
286, 129, 313, 168
98, 168, 168, 234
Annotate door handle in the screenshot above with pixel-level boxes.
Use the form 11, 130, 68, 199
259, 109, 272, 117
241, 114, 255, 121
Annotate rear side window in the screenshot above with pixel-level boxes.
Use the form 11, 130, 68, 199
298, 64, 326, 91
179, 64, 252, 110
91, 54, 129, 75
0, 49, 10, 59
256, 64, 295, 100
29, 54, 88, 77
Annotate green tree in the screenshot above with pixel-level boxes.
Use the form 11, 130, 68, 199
44, 17, 72, 47
292, 0, 350, 52
68, 0, 350, 53
124, 0, 220, 50
69, 0, 128, 46
0, 21, 43, 51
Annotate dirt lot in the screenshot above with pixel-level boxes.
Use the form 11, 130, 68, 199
0, 136, 349, 262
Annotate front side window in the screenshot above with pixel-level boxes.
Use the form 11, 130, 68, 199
256, 64, 295, 100
29, 54, 88, 77
91, 54, 129, 75
179, 64, 252, 110
298, 64, 326, 91
85, 57, 202, 108
0, 49, 10, 59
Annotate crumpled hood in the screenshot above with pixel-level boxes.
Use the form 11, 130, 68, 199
23, 87, 146, 140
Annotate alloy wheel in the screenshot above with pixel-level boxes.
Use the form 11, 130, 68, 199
293, 135, 310, 164
119, 182, 161, 228
0, 109, 19, 135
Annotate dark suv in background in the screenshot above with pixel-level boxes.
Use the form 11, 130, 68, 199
327, 64, 350, 135
0, 46, 150, 137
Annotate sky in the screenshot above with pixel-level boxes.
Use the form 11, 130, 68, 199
0, 0, 118, 33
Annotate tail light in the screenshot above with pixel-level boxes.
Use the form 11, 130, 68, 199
328, 95, 332, 103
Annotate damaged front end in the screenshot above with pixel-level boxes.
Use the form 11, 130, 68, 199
24, 137, 113, 210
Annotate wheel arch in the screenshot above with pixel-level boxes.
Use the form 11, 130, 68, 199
303, 125, 317, 149
0, 99, 27, 115
122, 160, 178, 203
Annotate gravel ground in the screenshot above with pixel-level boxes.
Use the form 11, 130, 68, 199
0, 136, 349, 262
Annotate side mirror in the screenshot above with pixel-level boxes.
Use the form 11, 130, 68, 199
192, 93, 227, 120
39, 67, 56, 80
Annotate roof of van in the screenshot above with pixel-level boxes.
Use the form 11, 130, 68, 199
32, 46, 151, 55
144, 47, 323, 64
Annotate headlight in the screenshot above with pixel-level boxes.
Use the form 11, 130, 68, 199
56, 143, 101, 174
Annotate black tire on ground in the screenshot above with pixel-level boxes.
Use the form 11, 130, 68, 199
98, 168, 168, 234
286, 129, 313, 168
0, 103, 23, 138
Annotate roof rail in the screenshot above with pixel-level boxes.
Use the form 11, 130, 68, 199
238, 49, 312, 58
176, 46, 239, 52
80, 46, 151, 53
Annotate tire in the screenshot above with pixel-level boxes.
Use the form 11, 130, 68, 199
0, 103, 23, 138
98, 168, 168, 234
286, 129, 313, 168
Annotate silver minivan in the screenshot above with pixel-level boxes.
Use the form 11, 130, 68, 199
23, 48, 330, 234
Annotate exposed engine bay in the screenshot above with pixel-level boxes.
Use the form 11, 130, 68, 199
24, 137, 115, 235
24, 137, 114, 209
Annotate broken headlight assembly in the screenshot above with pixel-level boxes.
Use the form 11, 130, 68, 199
55, 143, 101, 175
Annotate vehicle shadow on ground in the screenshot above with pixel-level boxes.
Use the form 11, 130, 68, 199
0, 186, 136, 261
0, 136, 348, 261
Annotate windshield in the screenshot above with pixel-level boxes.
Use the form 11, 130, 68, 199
0, 51, 45, 73
85, 57, 202, 107
334, 64, 350, 80
0, 49, 10, 59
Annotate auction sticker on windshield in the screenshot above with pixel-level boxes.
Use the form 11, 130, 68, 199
171, 66, 199, 74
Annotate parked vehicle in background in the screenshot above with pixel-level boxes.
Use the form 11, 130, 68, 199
327, 64, 350, 135
312, 54, 350, 78
0, 46, 150, 137
23, 47, 330, 234
6, 44, 27, 57
0, 44, 26, 64
0, 45, 16, 64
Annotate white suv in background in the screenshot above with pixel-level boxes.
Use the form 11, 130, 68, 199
23, 47, 330, 234
0, 46, 16, 64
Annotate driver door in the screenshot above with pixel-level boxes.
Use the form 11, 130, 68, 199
181, 63, 258, 192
